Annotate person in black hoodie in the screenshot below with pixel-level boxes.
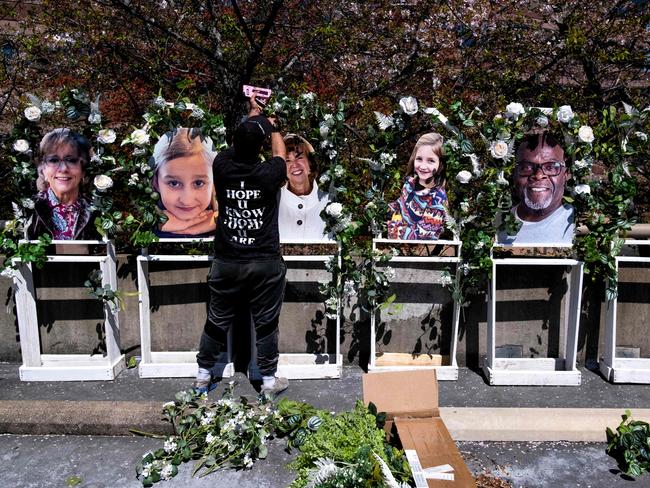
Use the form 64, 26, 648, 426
195, 94, 289, 396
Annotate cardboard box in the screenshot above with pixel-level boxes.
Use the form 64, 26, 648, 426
363, 369, 475, 488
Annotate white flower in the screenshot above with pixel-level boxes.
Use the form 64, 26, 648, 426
97, 129, 116, 144
301, 92, 316, 102
456, 170, 472, 184
399, 96, 418, 115
319, 173, 330, 185
272, 102, 282, 112
325, 202, 343, 218
467, 153, 482, 176
93, 175, 113, 191
490, 140, 510, 159
635, 131, 648, 142
536, 116, 549, 127
556, 105, 574, 123
574, 159, 591, 170
380, 152, 396, 165
205, 432, 216, 444
190, 107, 205, 119
439, 273, 453, 287
13, 139, 30, 153
24, 106, 42, 122
162, 401, 175, 409
333, 165, 345, 177
21, 198, 35, 209
327, 149, 337, 160
496, 170, 508, 186
383, 266, 396, 280
322, 113, 335, 127
319, 124, 329, 138
460, 201, 469, 212
374, 111, 394, 131
128, 173, 140, 186
130, 129, 150, 146
160, 463, 174, 480
424, 107, 448, 125
577, 125, 594, 143
163, 438, 177, 453
575, 184, 591, 195
505, 102, 525, 119
88, 112, 101, 124
201, 411, 215, 425
141, 463, 153, 478
41, 101, 55, 114
243, 454, 254, 469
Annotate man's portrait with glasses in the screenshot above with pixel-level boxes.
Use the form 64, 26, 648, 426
497, 131, 575, 245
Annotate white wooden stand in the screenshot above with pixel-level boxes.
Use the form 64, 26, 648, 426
13, 240, 125, 381
137, 238, 234, 378
248, 239, 343, 380
600, 240, 650, 383
368, 238, 462, 380
483, 246, 583, 386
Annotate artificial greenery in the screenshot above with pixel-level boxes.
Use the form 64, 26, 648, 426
606, 410, 650, 477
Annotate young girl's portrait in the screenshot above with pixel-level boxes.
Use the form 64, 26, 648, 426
152, 128, 218, 237
387, 132, 448, 240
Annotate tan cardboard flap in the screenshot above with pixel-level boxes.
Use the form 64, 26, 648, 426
395, 418, 476, 488
362, 369, 439, 419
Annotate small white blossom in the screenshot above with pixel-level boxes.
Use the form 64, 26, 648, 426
133, 147, 146, 156
319, 173, 330, 185
24, 106, 42, 122
343, 279, 357, 296
160, 463, 174, 480
322, 113, 335, 127
190, 107, 205, 119
88, 112, 101, 124
333, 165, 345, 177
163, 438, 177, 453
455, 170, 472, 184
556, 105, 574, 123
128, 173, 140, 186
205, 432, 216, 444
577, 125, 594, 143
319, 124, 330, 138
97, 129, 116, 144
383, 266, 396, 280
243, 454, 254, 469
153, 96, 167, 108
13, 139, 30, 153
214, 126, 227, 136
162, 401, 175, 409
536, 116, 549, 127
489, 140, 510, 159
496, 170, 508, 186
201, 411, 215, 425
141, 463, 153, 478
399, 96, 418, 115
635, 131, 648, 142
505, 102, 525, 119
574, 159, 591, 170
380, 152, 396, 165
41, 101, 55, 114
439, 273, 453, 287
21, 198, 35, 209
93, 175, 113, 191
130, 129, 150, 146
325, 202, 343, 218
301, 92, 316, 102
373, 111, 394, 131
575, 184, 591, 195
327, 149, 337, 160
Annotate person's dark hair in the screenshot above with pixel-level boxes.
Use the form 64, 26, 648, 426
405, 132, 446, 188
233, 115, 273, 162
36, 128, 91, 192
516, 131, 565, 161
284, 133, 318, 175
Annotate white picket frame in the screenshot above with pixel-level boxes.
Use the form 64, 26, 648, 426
483, 243, 583, 386
599, 240, 650, 383
137, 238, 343, 379
13, 239, 125, 381
368, 238, 462, 380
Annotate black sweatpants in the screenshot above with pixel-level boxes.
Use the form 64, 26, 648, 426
196, 257, 286, 377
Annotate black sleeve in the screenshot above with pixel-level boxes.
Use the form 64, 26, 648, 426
267, 155, 287, 187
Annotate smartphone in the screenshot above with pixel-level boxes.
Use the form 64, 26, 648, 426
242, 85, 272, 106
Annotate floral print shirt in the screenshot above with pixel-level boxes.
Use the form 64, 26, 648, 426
46, 188, 81, 240
387, 176, 447, 240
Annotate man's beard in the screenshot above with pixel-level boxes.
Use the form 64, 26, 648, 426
523, 183, 554, 211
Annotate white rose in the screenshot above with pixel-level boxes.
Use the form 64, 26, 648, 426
455, 170, 472, 184
24, 106, 42, 122
325, 202, 343, 218
556, 105, 574, 123
505, 102, 525, 119
577, 125, 594, 143
21, 198, 35, 209
93, 174, 113, 191
13, 139, 30, 153
399, 96, 418, 116
97, 129, 116, 144
489, 140, 509, 159
319, 123, 330, 138
574, 184, 590, 195
131, 129, 150, 146
536, 116, 549, 127
88, 112, 101, 124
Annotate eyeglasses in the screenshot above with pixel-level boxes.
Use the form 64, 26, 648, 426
516, 161, 565, 177
44, 156, 83, 167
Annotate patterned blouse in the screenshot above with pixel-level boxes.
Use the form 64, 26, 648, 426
46, 188, 81, 240
387, 176, 447, 240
